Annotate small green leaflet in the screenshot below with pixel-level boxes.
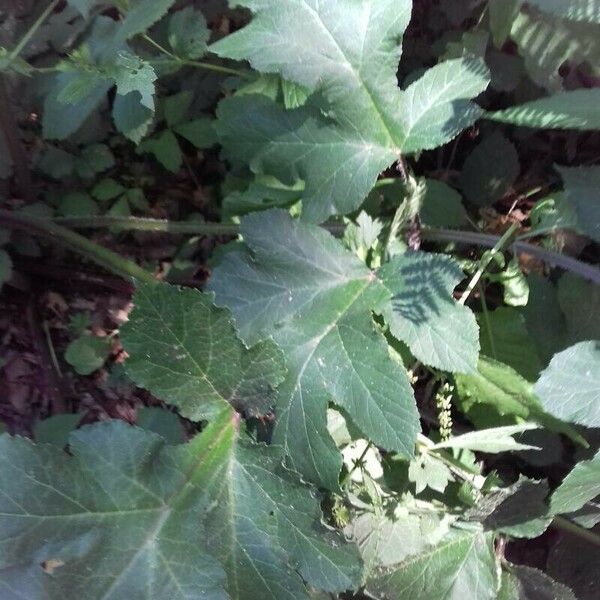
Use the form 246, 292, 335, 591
121, 283, 286, 421
527, 0, 600, 23
534, 341, 600, 428
0, 408, 361, 599
557, 165, 600, 243
213, 0, 490, 222
367, 532, 499, 600
487, 89, 600, 130
209, 211, 478, 487
550, 449, 600, 515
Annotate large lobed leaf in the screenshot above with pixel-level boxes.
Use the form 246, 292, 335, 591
121, 283, 286, 421
209, 210, 478, 488
213, 0, 490, 222
0, 408, 361, 599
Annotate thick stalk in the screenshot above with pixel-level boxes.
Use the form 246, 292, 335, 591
0, 210, 156, 284
47, 216, 600, 284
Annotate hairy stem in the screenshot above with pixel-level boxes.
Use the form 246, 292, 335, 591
35, 216, 600, 285
0, 210, 156, 284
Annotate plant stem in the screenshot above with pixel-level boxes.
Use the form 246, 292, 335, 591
143, 34, 251, 79
340, 442, 373, 487
0, 210, 156, 284
478, 281, 497, 359
8, 0, 60, 63
38, 217, 600, 285
53, 216, 240, 235
552, 516, 600, 548
458, 223, 519, 304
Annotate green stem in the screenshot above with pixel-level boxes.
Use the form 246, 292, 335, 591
143, 34, 251, 79
53, 216, 240, 235
458, 223, 519, 304
0, 210, 156, 284
552, 516, 600, 548
30, 217, 600, 285
8, 0, 60, 63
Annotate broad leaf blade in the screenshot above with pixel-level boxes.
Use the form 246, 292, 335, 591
212, 1, 489, 221
121, 283, 286, 420
550, 449, 600, 515
0, 409, 362, 599
367, 532, 499, 600
379, 252, 479, 373
527, 0, 600, 23
556, 165, 600, 243
487, 89, 600, 130
534, 341, 600, 428
209, 210, 420, 488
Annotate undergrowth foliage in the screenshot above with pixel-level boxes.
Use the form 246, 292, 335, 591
0, 1, 599, 599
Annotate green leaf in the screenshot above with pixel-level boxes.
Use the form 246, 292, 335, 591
115, 0, 178, 43
66, 0, 103, 19
222, 178, 303, 219
91, 178, 126, 201
488, 0, 521, 47
121, 283, 286, 421
534, 341, 600, 428
527, 0, 600, 24
408, 454, 453, 494
0, 408, 361, 598
162, 91, 193, 128
209, 210, 420, 488
367, 532, 499, 600
64, 335, 110, 375
510, 7, 600, 92
459, 132, 519, 206
500, 565, 577, 600
420, 179, 468, 228
431, 424, 539, 453
76, 143, 115, 179
111, 52, 157, 111
57, 192, 99, 217
378, 252, 479, 373
168, 7, 210, 60
550, 449, 600, 515
112, 91, 155, 144
136, 407, 184, 444
33, 414, 81, 447
138, 130, 183, 172
173, 118, 217, 148
478, 307, 542, 382
212, 0, 489, 222
466, 477, 551, 539
557, 273, 600, 345
556, 165, 600, 243
487, 89, 600, 130
454, 357, 584, 443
